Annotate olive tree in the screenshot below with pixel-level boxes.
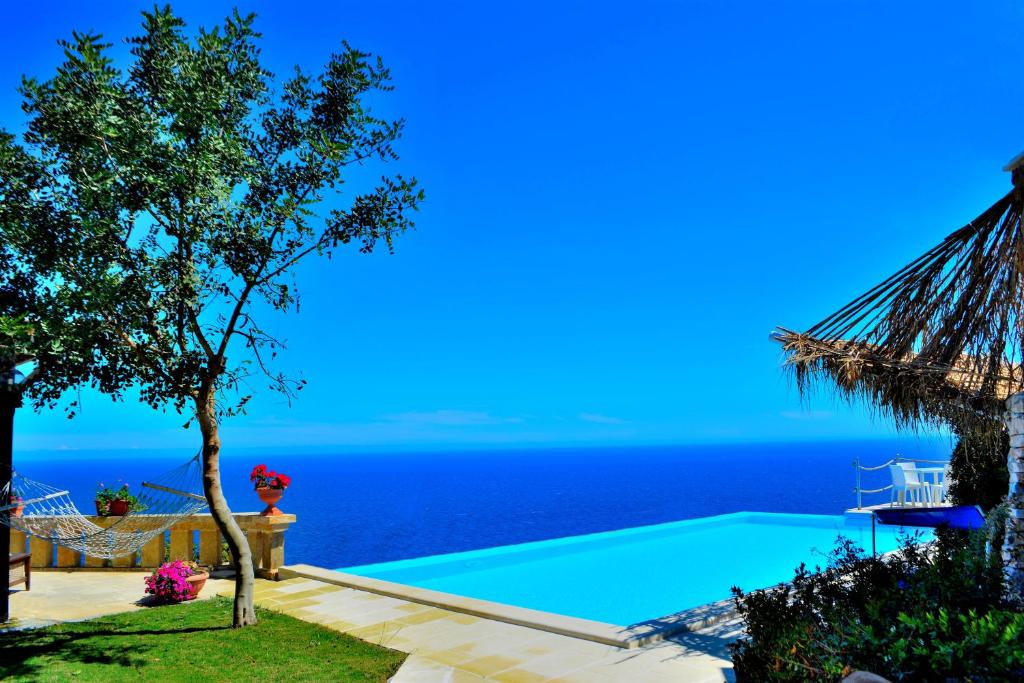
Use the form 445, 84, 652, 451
0, 6, 422, 626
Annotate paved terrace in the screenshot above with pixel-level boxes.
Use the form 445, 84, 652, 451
234, 572, 738, 682
5, 570, 738, 681
4, 570, 234, 630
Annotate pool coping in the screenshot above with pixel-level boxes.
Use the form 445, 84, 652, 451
279, 563, 736, 649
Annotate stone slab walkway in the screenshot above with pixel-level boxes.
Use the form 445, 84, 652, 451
5, 570, 234, 630
5, 570, 739, 681
231, 576, 739, 682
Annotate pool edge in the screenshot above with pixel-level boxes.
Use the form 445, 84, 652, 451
279, 563, 736, 648
341, 511, 761, 575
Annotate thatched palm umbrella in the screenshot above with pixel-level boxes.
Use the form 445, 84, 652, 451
774, 154, 1024, 602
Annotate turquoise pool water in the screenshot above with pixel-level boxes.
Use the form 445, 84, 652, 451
339, 512, 928, 626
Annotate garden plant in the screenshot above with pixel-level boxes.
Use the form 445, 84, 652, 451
731, 520, 1024, 682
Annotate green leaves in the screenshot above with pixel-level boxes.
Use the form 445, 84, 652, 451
731, 525, 1019, 682
0, 7, 422, 419
327, 175, 423, 255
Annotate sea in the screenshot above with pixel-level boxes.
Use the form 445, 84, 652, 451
13, 439, 950, 568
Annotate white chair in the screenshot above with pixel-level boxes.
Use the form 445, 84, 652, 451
900, 462, 933, 506
889, 463, 931, 507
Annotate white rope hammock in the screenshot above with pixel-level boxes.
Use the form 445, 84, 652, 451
0, 454, 207, 559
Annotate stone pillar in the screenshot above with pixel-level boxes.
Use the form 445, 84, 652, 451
141, 532, 165, 568
1003, 392, 1024, 604
199, 530, 220, 567
169, 528, 193, 563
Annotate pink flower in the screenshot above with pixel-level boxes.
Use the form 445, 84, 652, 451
145, 560, 200, 603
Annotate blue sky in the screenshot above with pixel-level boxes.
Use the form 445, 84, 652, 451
4, 1, 1019, 453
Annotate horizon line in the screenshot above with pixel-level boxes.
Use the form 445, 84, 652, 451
13, 433, 953, 459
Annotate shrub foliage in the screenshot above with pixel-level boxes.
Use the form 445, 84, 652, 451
949, 425, 1010, 511
730, 526, 1023, 682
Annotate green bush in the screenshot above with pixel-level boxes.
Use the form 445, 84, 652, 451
730, 525, 1020, 682
843, 609, 1024, 681
950, 426, 1009, 510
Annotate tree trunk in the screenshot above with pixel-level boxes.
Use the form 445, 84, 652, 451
196, 389, 257, 626
0, 390, 19, 624
1002, 392, 1024, 604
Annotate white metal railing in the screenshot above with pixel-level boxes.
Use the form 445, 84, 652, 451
852, 455, 950, 509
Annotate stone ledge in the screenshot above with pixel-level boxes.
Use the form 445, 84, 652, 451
21, 512, 297, 532
279, 563, 736, 649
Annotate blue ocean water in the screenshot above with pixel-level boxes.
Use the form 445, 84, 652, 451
14, 439, 949, 568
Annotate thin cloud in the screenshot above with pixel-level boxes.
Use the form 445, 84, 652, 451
383, 410, 524, 426
578, 413, 626, 425
780, 410, 834, 421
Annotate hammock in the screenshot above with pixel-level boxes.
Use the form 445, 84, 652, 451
0, 454, 208, 559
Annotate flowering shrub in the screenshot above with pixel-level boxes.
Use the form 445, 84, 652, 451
144, 560, 202, 604
249, 464, 291, 490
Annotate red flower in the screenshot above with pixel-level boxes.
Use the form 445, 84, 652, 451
251, 464, 290, 490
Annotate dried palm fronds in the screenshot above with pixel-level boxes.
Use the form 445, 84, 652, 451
775, 164, 1024, 432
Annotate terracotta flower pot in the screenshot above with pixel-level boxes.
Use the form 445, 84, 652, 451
186, 571, 209, 599
11, 501, 24, 517
108, 499, 130, 516
256, 486, 284, 516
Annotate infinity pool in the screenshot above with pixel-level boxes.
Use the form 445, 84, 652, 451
339, 512, 925, 626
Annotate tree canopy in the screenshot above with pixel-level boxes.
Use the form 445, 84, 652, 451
3, 7, 422, 416
0, 6, 422, 625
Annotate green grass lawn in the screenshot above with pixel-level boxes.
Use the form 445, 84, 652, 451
0, 596, 406, 682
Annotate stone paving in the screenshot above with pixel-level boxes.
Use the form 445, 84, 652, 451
230, 576, 739, 682
4, 570, 234, 630
6, 570, 739, 681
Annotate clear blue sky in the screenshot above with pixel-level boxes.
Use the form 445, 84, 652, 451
4, 0, 1017, 453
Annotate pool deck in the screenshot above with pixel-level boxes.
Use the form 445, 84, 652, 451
844, 502, 953, 519
285, 563, 735, 649
4, 570, 235, 630
245, 567, 738, 682
4, 569, 738, 681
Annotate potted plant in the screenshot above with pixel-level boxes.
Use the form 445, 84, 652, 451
250, 464, 291, 516
144, 560, 210, 603
6, 492, 24, 517
95, 483, 113, 515
95, 483, 144, 517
